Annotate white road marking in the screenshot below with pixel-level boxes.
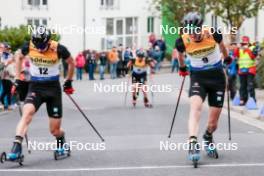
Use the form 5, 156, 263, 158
1, 163, 264, 172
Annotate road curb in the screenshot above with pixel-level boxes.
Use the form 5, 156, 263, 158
178, 88, 264, 131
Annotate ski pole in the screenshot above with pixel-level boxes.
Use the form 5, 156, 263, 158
124, 73, 131, 107
168, 76, 186, 138
16, 93, 31, 154
66, 94, 105, 142
148, 68, 155, 106
223, 68, 232, 141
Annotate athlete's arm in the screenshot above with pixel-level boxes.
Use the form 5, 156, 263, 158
127, 60, 133, 69
211, 29, 228, 59
175, 37, 186, 67
219, 41, 229, 59
57, 44, 74, 81
65, 57, 74, 81
15, 42, 29, 80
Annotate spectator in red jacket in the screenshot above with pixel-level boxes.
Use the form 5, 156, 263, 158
75, 52, 85, 80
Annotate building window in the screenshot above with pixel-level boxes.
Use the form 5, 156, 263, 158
42, 19, 47, 26
23, 0, 48, 10
116, 19, 123, 35
100, 0, 119, 10
34, 19, 40, 26
27, 18, 48, 26
125, 18, 133, 35
106, 18, 114, 35
102, 17, 138, 50
147, 17, 154, 33
27, 19, 33, 26
42, 0, 47, 5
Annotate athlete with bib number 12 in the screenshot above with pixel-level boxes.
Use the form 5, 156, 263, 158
0, 26, 75, 165
175, 12, 232, 168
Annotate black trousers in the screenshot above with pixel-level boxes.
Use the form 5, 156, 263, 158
239, 74, 256, 102
0, 79, 12, 106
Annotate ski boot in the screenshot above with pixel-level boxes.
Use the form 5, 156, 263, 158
188, 137, 200, 168
54, 135, 71, 160
132, 95, 137, 107
1, 136, 24, 166
203, 131, 219, 159
144, 97, 152, 108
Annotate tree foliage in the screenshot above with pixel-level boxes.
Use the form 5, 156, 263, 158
0, 25, 60, 52
257, 42, 264, 89
154, 0, 264, 30
208, 0, 264, 29
153, 0, 208, 24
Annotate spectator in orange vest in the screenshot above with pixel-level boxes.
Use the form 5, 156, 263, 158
108, 47, 119, 79
234, 36, 258, 105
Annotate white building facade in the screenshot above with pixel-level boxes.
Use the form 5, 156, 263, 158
0, 0, 263, 56
0, 0, 161, 56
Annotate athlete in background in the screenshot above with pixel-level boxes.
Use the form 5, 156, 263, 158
127, 49, 154, 108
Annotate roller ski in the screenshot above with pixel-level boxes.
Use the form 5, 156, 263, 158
188, 137, 200, 168
132, 95, 137, 107
203, 131, 219, 159
144, 97, 153, 108
1, 138, 24, 166
54, 136, 71, 160
54, 145, 71, 160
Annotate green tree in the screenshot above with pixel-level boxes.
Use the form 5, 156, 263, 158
153, 0, 208, 55
154, 0, 208, 25
0, 25, 30, 52
208, 0, 264, 42
257, 42, 264, 89
0, 25, 60, 52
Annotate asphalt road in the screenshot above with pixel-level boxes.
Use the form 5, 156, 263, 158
0, 73, 264, 176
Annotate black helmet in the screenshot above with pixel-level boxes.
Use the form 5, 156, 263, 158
31, 26, 51, 50
136, 49, 145, 58
183, 12, 203, 29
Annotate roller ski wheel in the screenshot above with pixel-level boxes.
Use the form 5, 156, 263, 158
132, 98, 137, 108
1, 152, 24, 166
188, 141, 200, 168
203, 134, 219, 159
193, 160, 198, 168
54, 146, 71, 160
132, 94, 137, 108
205, 146, 219, 159
144, 103, 153, 108
0, 152, 6, 163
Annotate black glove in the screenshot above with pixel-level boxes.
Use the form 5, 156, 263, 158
223, 56, 233, 66
63, 80, 74, 94
179, 65, 189, 77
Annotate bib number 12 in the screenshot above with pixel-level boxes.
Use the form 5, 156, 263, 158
39, 67, 48, 75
